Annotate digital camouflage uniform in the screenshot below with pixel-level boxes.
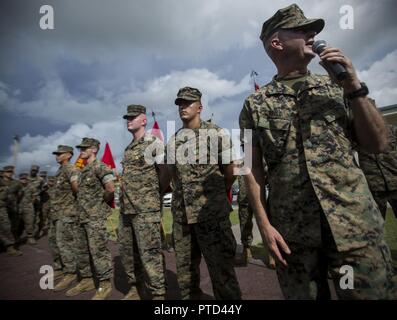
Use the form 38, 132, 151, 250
3, 176, 23, 240
168, 101, 241, 300
27, 171, 44, 237
19, 178, 37, 239
39, 172, 50, 235
240, 71, 396, 299
358, 124, 397, 219
119, 118, 166, 297
75, 158, 114, 282
47, 177, 63, 271
0, 177, 16, 248
50, 163, 80, 274
237, 175, 253, 248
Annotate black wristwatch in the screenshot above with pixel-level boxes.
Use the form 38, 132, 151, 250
345, 82, 369, 100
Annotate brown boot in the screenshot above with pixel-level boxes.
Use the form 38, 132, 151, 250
122, 286, 141, 300
91, 280, 112, 300
54, 270, 64, 281
54, 274, 76, 291
6, 246, 23, 257
27, 237, 37, 245
65, 278, 96, 297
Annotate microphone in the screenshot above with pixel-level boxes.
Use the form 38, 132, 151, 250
312, 40, 348, 81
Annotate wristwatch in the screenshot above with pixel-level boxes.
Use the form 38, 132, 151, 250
345, 82, 369, 100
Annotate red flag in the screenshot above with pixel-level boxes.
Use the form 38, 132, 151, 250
101, 142, 116, 208
151, 121, 164, 141
254, 81, 260, 92
101, 142, 116, 169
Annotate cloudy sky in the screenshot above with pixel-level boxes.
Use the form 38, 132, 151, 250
1, 0, 396, 174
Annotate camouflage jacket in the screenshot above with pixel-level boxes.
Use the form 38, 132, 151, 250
167, 120, 234, 224
0, 178, 8, 207
47, 184, 57, 221
239, 72, 383, 251
358, 124, 397, 192
120, 133, 163, 218
77, 158, 115, 223
51, 163, 80, 221
20, 183, 35, 208
0, 178, 22, 211
27, 175, 44, 203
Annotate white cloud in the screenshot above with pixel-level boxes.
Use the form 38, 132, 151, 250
358, 49, 397, 107
2, 68, 250, 125
0, 121, 131, 175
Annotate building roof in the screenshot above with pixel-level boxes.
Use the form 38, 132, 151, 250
380, 104, 397, 125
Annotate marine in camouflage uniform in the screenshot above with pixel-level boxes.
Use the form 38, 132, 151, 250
0, 166, 22, 256
119, 104, 167, 300
27, 165, 44, 239
358, 124, 397, 219
19, 170, 38, 245
38, 171, 50, 237
3, 167, 23, 243
239, 4, 396, 299
49, 145, 81, 291
237, 175, 254, 253
66, 137, 115, 300
167, 87, 241, 300
46, 175, 64, 279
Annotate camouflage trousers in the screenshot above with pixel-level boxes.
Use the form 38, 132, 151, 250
39, 201, 50, 233
0, 207, 14, 247
238, 203, 253, 248
20, 203, 35, 238
276, 217, 397, 300
74, 218, 113, 281
372, 190, 397, 219
56, 218, 77, 274
173, 217, 241, 300
48, 219, 62, 271
33, 202, 42, 236
118, 213, 166, 296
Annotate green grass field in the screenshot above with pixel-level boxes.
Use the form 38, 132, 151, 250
107, 207, 397, 263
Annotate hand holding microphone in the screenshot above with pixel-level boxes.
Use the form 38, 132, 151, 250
313, 40, 348, 80
312, 40, 361, 92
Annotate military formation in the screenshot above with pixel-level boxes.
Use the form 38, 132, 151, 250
1, 3, 397, 300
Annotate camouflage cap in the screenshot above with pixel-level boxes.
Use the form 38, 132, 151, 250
123, 104, 146, 119
52, 145, 74, 155
175, 87, 202, 105
31, 165, 40, 171
3, 165, 15, 172
19, 173, 28, 179
76, 137, 100, 149
260, 3, 324, 42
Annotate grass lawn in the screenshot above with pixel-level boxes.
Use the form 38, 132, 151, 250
108, 207, 397, 263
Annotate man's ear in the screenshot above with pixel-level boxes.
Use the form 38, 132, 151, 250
270, 37, 283, 51
198, 103, 203, 114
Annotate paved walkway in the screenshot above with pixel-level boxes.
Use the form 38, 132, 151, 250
0, 234, 283, 300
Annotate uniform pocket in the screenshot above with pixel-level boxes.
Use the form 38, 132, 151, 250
257, 118, 291, 161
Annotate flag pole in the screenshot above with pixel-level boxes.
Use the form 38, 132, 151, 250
12, 135, 20, 170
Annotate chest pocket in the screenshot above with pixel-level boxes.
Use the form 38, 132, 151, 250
257, 117, 292, 162
321, 105, 348, 138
